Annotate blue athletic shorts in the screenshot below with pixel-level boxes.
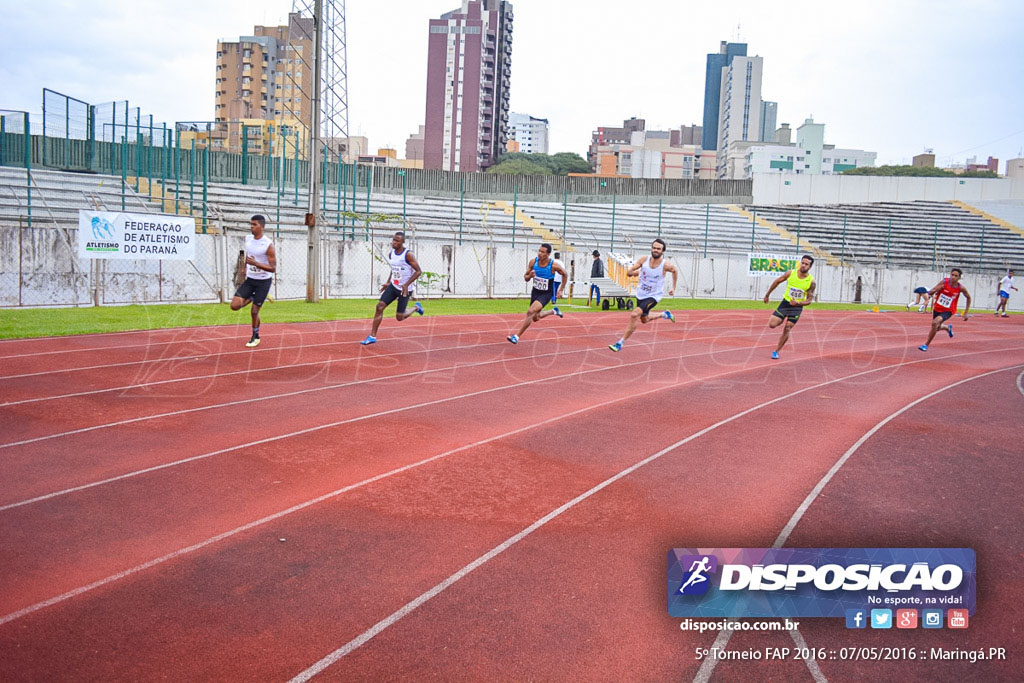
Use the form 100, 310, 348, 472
999, 290, 1010, 299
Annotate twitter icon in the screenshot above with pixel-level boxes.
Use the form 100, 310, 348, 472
870, 609, 892, 629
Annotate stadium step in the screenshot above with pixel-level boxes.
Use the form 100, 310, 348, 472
952, 200, 1024, 239
727, 204, 842, 267
491, 200, 563, 249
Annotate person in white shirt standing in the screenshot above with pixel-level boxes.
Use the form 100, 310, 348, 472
552, 251, 565, 305
231, 215, 276, 348
995, 270, 1017, 318
361, 231, 425, 345
608, 238, 677, 352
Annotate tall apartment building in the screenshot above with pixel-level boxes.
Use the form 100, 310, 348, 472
701, 41, 746, 150
716, 55, 763, 178
215, 13, 313, 156
423, 0, 514, 172
509, 112, 549, 154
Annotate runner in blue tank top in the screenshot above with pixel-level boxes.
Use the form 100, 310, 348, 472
507, 242, 568, 344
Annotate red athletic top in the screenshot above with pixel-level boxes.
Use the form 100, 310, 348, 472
933, 278, 962, 313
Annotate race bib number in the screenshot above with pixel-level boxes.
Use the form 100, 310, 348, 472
391, 267, 403, 285
937, 293, 954, 308
787, 287, 805, 302
533, 277, 549, 291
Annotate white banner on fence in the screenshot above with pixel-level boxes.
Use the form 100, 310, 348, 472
747, 253, 799, 277
78, 210, 196, 260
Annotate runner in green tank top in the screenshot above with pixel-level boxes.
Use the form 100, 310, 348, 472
762, 255, 816, 359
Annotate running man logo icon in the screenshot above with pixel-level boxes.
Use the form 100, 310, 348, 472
676, 555, 718, 595
91, 216, 115, 240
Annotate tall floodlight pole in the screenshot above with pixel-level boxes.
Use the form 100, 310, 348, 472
291, 0, 350, 301
305, 0, 324, 303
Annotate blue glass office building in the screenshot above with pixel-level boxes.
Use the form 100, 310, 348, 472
701, 42, 747, 150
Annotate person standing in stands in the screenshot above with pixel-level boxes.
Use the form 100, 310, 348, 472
589, 250, 604, 306
919, 267, 971, 352
552, 251, 566, 305
230, 215, 276, 348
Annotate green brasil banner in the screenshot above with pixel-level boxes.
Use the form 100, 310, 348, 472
748, 253, 797, 277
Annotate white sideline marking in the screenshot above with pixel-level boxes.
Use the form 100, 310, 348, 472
287, 353, 1024, 681
6, 344, 1010, 627
694, 363, 1022, 683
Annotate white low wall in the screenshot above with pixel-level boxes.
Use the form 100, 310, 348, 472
0, 223, 1014, 312
753, 173, 1024, 205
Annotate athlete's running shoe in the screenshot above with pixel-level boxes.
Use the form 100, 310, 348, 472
245, 334, 260, 348
609, 341, 622, 352
361, 335, 377, 345
771, 350, 779, 359
507, 334, 519, 344
1002, 313, 1010, 318
919, 344, 928, 352
947, 324, 954, 338
663, 310, 675, 322
414, 302, 424, 315
552, 306, 563, 318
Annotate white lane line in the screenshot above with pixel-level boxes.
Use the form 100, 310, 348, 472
0, 320, 883, 447
4, 342, 1000, 626
0, 327, 932, 509
695, 363, 1022, 683
0, 320, 639, 407
0, 309, 896, 361
0, 314, 870, 381
0, 343, 821, 625
1017, 369, 1024, 398
0, 316, 640, 379
286, 352, 1024, 682
0, 311, 617, 360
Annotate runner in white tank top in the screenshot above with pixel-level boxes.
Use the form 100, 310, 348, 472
608, 238, 678, 352
230, 215, 276, 348
362, 231, 425, 345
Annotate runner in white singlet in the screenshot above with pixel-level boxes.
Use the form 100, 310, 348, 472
361, 231, 425, 345
230, 215, 276, 348
608, 238, 677, 352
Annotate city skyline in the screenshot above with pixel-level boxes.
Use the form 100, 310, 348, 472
3, 0, 1023, 170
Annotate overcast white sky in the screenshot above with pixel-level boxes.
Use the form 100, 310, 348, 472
3, 0, 1023, 169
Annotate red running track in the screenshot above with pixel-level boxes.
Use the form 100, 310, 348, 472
0, 309, 1021, 681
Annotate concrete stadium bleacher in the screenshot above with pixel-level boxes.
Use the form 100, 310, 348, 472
517, 201, 796, 255
746, 200, 1022, 274
2, 168, 1019, 275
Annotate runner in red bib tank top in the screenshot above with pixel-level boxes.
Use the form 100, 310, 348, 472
919, 268, 971, 352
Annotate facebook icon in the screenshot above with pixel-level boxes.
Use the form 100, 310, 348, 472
845, 609, 867, 629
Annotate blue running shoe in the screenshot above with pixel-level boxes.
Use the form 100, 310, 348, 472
552, 306, 563, 318
609, 341, 623, 352
771, 350, 779, 359
919, 344, 928, 352
663, 310, 675, 322
507, 334, 519, 344
361, 335, 377, 345
947, 324, 953, 338
414, 302, 424, 315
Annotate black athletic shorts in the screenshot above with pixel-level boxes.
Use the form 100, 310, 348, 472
235, 277, 272, 306
932, 310, 953, 322
380, 284, 411, 313
773, 299, 803, 323
637, 297, 659, 316
530, 287, 554, 307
